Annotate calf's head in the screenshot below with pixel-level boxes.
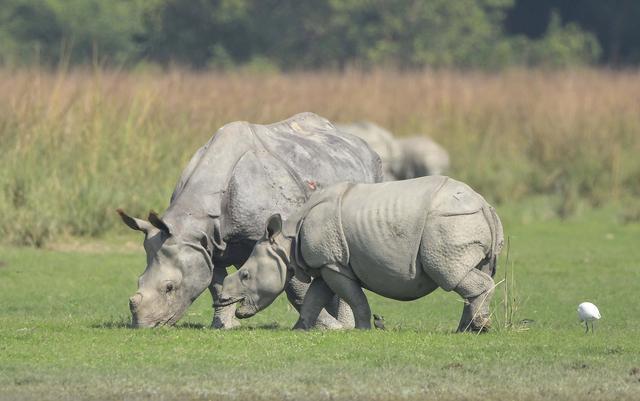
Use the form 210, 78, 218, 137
118, 210, 214, 328
217, 214, 291, 319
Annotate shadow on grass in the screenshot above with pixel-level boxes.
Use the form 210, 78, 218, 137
89, 321, 284, 330
90, 321, 131, 329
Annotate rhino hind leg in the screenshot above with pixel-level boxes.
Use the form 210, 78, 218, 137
209, 267, 242, 329
454, 264, 495, 332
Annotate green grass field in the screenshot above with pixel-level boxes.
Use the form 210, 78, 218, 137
1, 207, 639, 401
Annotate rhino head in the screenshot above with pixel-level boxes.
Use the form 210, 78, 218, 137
217, 214, 292, 319
118, 209, 214, 328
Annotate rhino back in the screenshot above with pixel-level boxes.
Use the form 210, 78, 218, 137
256, 113, 382, 187
339, 176, 449, 299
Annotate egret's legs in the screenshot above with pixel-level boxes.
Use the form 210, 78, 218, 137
584, 321, 589, 333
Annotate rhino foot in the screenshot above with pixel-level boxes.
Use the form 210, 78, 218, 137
458, 317, 491, 333
457, 301, 492, 333
315, 313, 345, 330
211, 305, 242, 329
292, 309, 346, 330
212, 317, 241, 329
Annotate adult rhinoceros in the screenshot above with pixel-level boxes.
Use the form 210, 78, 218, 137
118, 112, 382, 328
395, 136, 450, 179
337, 122, 450, 180
336, 122, 402, 181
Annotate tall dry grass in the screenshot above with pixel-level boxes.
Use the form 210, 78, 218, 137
1, 68, 639, 245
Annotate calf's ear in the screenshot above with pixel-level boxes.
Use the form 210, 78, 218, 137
117, 209, 154, 234
265, 214, 283, 243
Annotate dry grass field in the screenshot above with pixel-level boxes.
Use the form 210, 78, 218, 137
1, 68, 640, 245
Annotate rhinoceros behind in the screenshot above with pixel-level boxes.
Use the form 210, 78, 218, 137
395, 136, 450, 179
338, 121, 450, 180
219, 176, 503, 331
336, 122, 403, 180
119, 112, 382, 328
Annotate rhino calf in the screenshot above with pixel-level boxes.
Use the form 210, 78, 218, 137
219, 176, 504, 331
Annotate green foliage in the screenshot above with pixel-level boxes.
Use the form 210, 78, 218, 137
0, 0, 607, 68
510, 12, 602, 67
0, 0, 147, 66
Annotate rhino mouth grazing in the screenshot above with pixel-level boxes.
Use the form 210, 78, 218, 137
235, 297, 258, 319
214, 296, 245, 307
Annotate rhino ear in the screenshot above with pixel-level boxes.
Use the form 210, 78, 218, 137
148, 211, 172, 235
117, 209, 154, 234
199, 232, 214, 256
211, 218, 227, 252
265, 214, 283, 243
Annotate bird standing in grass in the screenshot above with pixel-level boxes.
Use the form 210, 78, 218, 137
373, 314, 386, 330
577, 302, 601, 333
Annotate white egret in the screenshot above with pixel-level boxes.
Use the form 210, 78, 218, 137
577, 302, 601, 333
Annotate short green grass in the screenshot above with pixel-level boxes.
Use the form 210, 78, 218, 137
1, 209, 640, 401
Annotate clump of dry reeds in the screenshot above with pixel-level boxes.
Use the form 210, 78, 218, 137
1, 68, 639, 245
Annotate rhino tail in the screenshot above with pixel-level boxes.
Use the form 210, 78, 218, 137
481, 205, 504, 278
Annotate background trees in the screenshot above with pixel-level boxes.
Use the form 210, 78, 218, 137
0, 0, 636, 69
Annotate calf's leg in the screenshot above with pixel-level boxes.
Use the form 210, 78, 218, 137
295, 278, 336, 330
286, 276, 355, 330
320, 268, 371, 329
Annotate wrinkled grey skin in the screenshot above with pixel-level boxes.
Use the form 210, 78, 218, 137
220, 176, 503, 332
338, 122, 450, 179
119, 112, 382, 328
395, 136, 450, 179
336, 122, 402, 181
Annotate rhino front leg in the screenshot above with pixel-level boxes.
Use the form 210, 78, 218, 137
294, 277, 335, 330
321, 268, 371, 330
209, 266, 241, 329
454, 267, 495, 332
286, 277, 352, 330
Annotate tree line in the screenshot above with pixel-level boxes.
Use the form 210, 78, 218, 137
0, 0, 637, 70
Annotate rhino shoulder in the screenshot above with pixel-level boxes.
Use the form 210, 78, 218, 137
221, 149, 308, 241
297, 183, 352, 274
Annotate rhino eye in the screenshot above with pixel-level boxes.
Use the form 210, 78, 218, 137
165, 282, 174, 293
240, 270, 250, 281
